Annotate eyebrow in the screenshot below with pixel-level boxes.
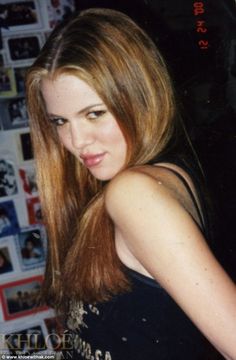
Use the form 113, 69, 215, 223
47, 103, 105, 118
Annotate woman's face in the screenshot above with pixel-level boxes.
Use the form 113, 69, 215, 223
41, 74, 127, 181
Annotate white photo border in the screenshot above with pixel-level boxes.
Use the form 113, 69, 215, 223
0, 274, 48, 321
14, 225, 46, 271
1, 0, 44, 34
4, 32, 45, 67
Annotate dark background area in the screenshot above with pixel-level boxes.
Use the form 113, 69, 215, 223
74, 0, 236, 280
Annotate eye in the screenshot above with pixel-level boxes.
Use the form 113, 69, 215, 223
49, 117, 67, 126
86, 110, 106, 120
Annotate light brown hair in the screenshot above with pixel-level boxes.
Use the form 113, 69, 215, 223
26, 8, 177, 308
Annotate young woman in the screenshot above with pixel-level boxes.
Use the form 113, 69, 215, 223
26, 8, 236, 360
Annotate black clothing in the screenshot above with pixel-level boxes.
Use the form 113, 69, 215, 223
63, 162, 220, 360
64, 266, 219, 360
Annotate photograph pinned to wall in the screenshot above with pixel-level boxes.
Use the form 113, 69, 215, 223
47, 0, 76, 29
0, 158, 18, 198
19, 165, 38, 198
0, 236, 20, 280
44, 317, 64, 351
0, 200, 19, 238
16, 131, 34, 162
0, 67, 17, 98
0, 97, 28, 130
15, 225, 46, 271
0, 275, 47, 321
4, 32, 44, 67
1, 0, 44, 34
5, 323, 48, 355
26, 197, 42, 225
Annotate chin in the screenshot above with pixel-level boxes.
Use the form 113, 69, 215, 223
89, 167, 120, 181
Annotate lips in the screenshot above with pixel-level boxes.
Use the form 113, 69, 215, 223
80, 153, 106, 167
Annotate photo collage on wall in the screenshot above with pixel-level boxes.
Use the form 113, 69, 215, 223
0, 0, 76, 356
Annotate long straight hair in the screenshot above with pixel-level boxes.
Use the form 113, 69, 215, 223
26, 8, 177, 308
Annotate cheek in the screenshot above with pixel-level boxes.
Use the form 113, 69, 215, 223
58, 129, 72, 150
57, 128, 83, 163
102, 121, 126, 147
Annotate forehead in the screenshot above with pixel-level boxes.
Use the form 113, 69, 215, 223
40, 74, 103, 113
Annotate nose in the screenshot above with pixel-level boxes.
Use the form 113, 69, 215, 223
70, 120, 94, 150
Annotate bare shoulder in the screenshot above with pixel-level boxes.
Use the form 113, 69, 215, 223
105, 166, 178, 220
105, 166, 161, 195
105, 168, 236, 359
105, 163, 203, 229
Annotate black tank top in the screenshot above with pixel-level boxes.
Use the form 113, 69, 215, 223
63, 270, 219, 360
62, 164, 220, 360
